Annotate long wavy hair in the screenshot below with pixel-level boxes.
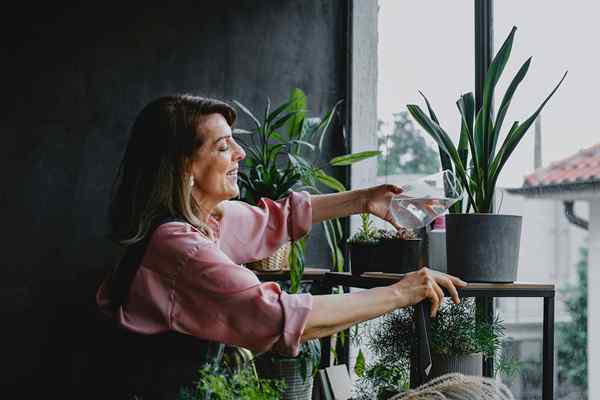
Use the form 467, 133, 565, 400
109, 94, 237, 245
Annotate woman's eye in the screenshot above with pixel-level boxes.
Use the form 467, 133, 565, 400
218, 147, 229, 152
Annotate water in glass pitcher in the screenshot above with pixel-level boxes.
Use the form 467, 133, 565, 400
389, 196, 455, 229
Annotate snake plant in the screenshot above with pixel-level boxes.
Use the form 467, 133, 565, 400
407, 26, 567, 213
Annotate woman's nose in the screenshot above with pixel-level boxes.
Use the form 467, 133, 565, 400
233, 141, 246, 161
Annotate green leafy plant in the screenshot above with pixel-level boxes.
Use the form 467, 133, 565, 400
348, 213, 417, 244
177, 363, 285, 400
353, 299, 517, 399
234, 88, 379, 292
407, 26, 567, 213
348, 213, 380, 244
558, 246, 588, 394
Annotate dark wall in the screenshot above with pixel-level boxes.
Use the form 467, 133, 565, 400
1, 1, 347, 396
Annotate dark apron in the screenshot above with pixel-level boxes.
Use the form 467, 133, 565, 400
101, 216, 224, 400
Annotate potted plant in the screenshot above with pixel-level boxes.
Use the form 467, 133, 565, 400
406, 26, 567, 282
347, 213, 421, 276
234, 88, 379, 285
353, 299, 515, 399
253, 339, 320, 400
233, 88, 379, 399
177, 362, 286, 400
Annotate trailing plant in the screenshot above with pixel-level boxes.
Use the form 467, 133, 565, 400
234, 88, 379, 292
177, 362, 285, 400
353, 298, 517, 399
407, 26, 567, 213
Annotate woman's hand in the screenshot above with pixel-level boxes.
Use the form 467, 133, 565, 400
362, 184, 403, 230
392, 267, 468, 317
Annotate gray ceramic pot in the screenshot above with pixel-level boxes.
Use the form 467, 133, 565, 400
429, 353, 483, 379
446, 214, 522, 283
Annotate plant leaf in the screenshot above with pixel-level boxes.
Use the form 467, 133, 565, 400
407, 104, 476, 210
419, 91, 453, 175
314, 169, 346, 192
271, 111, 299, 131
491, 57, 532, 156
267, 98, 293, 123
232, 128, 253, 135
314, 99, 343, 151
354, 348, 366, 377
288, 139, 315, 151
329, 150, 380, 166
490, 71, 568, 196
287, 88, 307, 139
232, 100, 261, 129
481, 26, 517, 161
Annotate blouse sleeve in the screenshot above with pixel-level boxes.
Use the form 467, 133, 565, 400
171, 239, 313, 357
219, 191, 312, 264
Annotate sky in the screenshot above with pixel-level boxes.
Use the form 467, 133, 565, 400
378, 0, 600, 188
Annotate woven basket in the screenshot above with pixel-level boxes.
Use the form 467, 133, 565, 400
246, 242, 291, 272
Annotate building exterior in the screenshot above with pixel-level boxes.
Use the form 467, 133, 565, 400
507, 143, 600, 399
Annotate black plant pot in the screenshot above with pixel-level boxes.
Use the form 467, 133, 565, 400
446, 214, 522, 283
349, 239, 422, 275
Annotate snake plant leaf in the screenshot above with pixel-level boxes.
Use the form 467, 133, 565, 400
482, 26, 517, 161
314, 169, 346, 192
456, 93, 476, 165
329, 150, 380, 166
232, 100, 261, 129
407, 104, 476, 208
491, 57, 532, 156
419, 91, 454, 175
490, 70, 568, 192
286, 88, 307, 140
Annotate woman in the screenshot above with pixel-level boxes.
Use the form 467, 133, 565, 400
96, 94, 465, 397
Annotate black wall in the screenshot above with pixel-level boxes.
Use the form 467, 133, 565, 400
1, 1, 347, 396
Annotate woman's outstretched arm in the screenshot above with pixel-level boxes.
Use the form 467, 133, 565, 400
300, 268, 467, 342
310, 184, 404, 230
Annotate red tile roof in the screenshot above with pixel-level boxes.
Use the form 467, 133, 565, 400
524, 143, 600, 187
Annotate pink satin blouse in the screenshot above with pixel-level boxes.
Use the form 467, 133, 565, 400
96, 191, 313, 357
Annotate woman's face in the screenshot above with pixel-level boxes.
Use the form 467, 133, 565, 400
189, 113, 245, 206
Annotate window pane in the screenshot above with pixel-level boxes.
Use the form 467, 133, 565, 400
495, 2, 598, 399
376, 0, 473, 225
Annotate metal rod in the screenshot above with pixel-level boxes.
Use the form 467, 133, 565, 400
477, 296, 495, 377
543, 296, 555, 400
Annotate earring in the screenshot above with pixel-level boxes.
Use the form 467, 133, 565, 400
189, 175, 194, 188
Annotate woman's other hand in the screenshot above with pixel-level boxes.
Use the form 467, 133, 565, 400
362, 184, 403, 229
392, 267, 468, 317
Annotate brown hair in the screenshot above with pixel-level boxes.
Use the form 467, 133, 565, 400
108, 94, 236, 245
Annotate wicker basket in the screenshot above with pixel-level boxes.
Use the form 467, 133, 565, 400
246, 243, 291, 272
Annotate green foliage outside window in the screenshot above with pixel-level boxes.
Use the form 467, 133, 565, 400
558, 246, 588, 396
377, 111, 440, 176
